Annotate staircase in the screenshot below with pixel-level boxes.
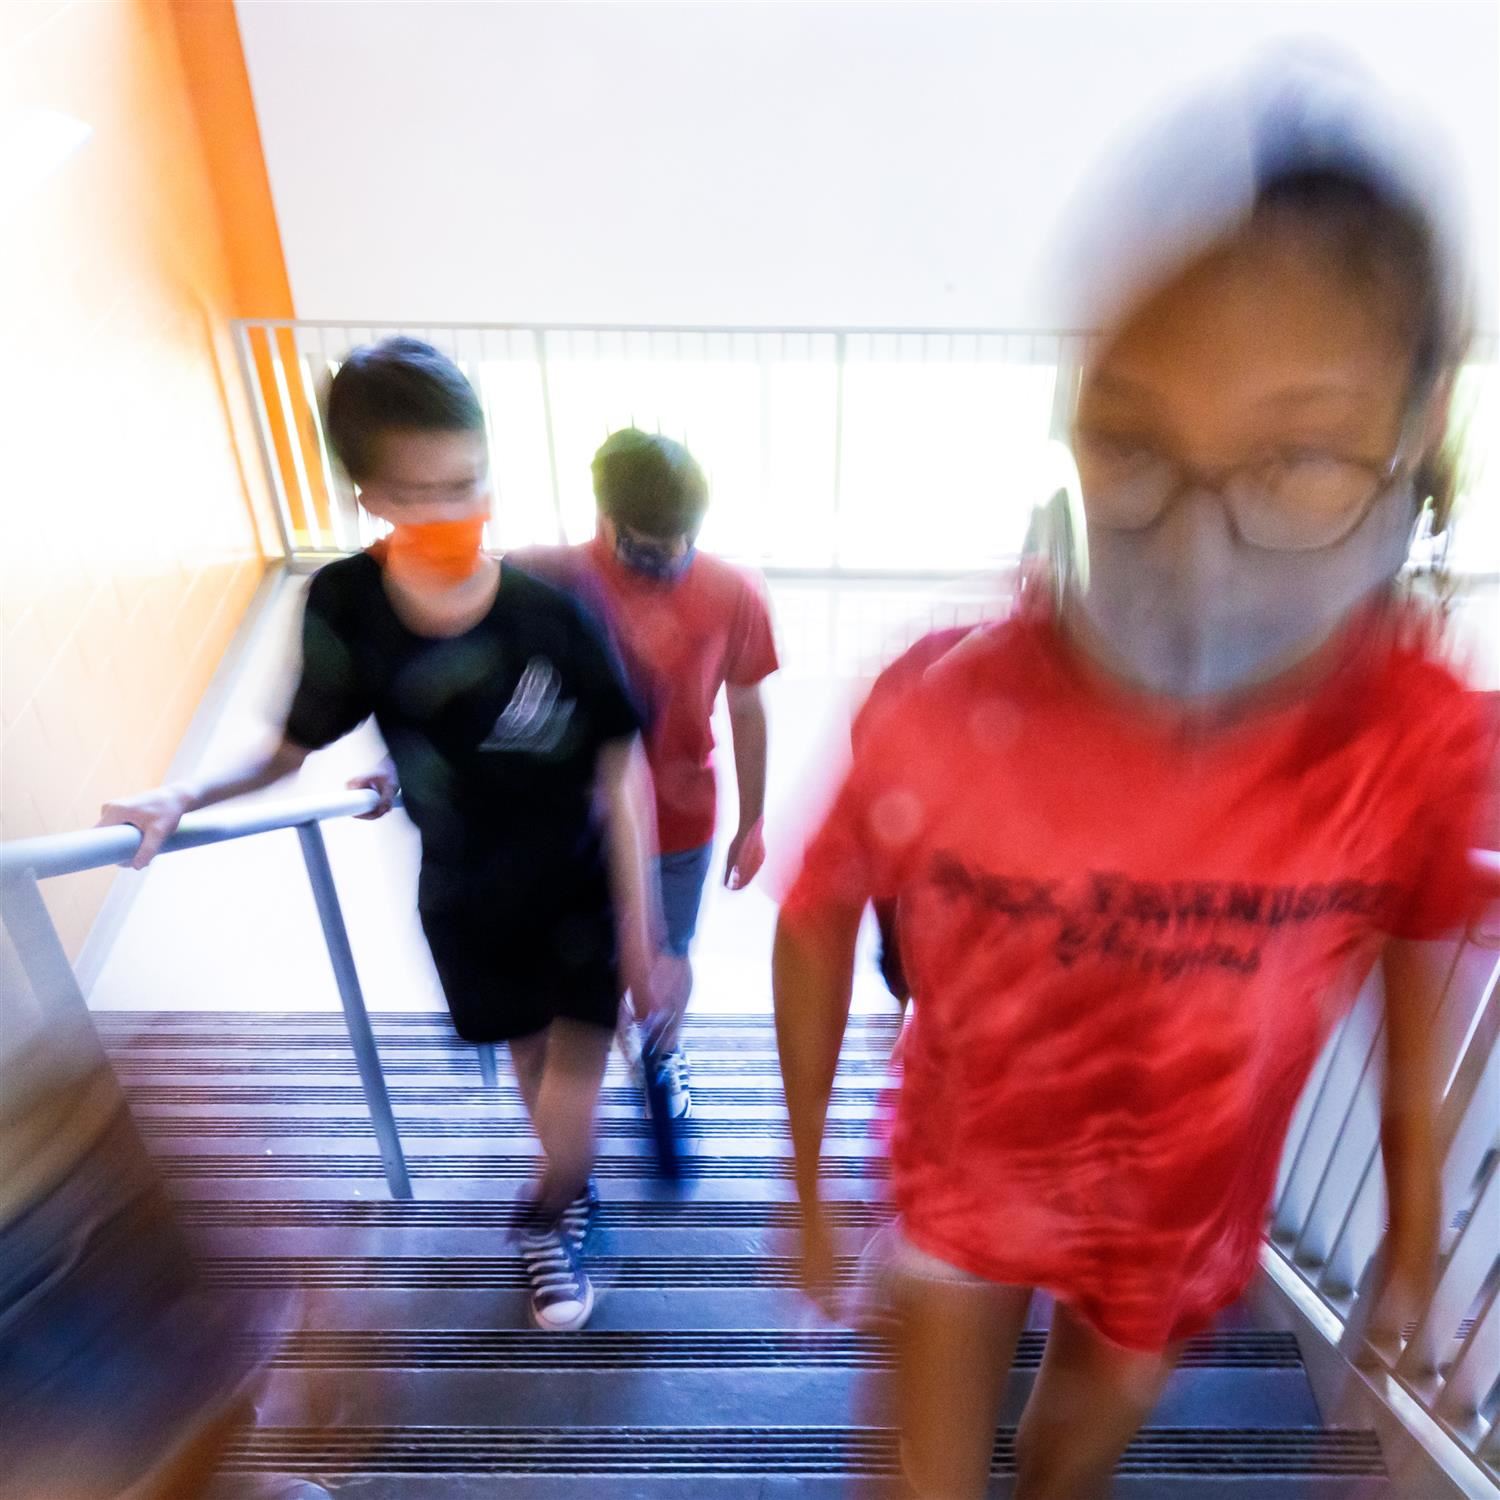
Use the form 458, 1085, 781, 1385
101, 1010, 1395, 1498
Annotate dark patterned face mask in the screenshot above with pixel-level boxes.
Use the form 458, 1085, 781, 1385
615, 530, 695, 583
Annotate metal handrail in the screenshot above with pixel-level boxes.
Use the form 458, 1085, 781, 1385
0, 787, 385, 881
7, 789, 1492, 887
0, 787, 412, 1199
1265, 879, 1500, 1490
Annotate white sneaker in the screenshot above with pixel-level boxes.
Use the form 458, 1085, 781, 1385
561, 1178, 600, 1248
519, 1219, 595, 1331
646, 1044, 692, 1121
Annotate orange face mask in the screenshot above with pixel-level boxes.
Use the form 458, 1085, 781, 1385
370, 516, 487, 587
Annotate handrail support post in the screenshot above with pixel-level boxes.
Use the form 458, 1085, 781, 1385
295, 822, 411, 1199
477, 1043, 500, 1089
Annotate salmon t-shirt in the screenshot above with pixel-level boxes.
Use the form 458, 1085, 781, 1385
783, 603, 1493, 1350
512, 538, 778, 853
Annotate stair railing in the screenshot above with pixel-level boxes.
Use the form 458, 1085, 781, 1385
4, 798, 1497, 1477
0, 790, 412, 1199
1266, 850, 1500, 1488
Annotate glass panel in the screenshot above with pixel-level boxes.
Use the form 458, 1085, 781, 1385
837, 354, 1057, 570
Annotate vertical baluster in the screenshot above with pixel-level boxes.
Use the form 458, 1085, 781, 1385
296, 823, 411, 1200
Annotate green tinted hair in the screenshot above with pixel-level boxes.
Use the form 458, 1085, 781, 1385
591, 428, 709, 539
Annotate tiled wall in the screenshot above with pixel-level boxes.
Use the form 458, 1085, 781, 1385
1, 0, 269, 955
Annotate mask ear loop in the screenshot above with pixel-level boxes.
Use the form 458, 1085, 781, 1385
1389, 362, 1464, 624
1402, 490, 1458, 622
1044, 341, 1091, 623
1020, 478, 1089, 627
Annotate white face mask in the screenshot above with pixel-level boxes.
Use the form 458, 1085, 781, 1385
1073, 479, 1418, 699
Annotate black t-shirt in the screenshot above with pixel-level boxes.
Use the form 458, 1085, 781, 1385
285, 554, 643, 877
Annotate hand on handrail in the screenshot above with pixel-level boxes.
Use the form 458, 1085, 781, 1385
348, 760, 399, 821
96, 786, 194, 870
92, 739, 313, 871
3, 782, 398, 884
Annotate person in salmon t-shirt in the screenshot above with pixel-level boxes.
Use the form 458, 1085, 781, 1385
514, 429, 779, 1125
775, 53, 1497, 1500
859, 626, 978, 1022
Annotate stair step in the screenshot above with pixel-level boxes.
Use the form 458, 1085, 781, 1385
179, 1197, 880, 1257
176, 1199, 892, 1230
94, 1010, 1395, 1497
203, 1254, 861, 1289
248, 1327, 1301, 1369
156, 1177, 855, 1205
153, 1153, 888, 1180
102, 1034, 891, 1055
154, 1134, 869, 1156
109, 1057, 891, 1077
253, 1366, 1320, 1431
125, 1083, 878, 1106
222, 1423, 1386, 1477
233, 1288, 863, 1330
136, 1115, 863, 1140
203, 1479, 1391, 1499
94, 1011, 891, 1031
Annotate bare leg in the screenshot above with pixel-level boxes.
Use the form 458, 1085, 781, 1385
518, 1020, 612, 1218
885, 1268, 1032, 1500
509, 1029, 547, 1119
1012, 1303, 1181, 1500
654, 955, 693, 1049
125, 1393, 254, 1500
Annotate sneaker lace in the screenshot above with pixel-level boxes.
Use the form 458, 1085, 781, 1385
658, 1049, 689, 1090
561, 1185, 597, 1241
521, 1232, 583, 1298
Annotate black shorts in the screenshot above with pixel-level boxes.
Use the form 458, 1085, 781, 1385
418, 861, 620, 1043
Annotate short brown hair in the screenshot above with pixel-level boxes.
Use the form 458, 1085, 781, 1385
324, 337, 486, 484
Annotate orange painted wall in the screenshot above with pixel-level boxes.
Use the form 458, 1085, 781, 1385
171, 0, 333, 542
171, 0, 294, 319
0, 0, 285, 955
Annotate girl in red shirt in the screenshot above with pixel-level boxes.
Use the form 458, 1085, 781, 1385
775, 58, 1491, 1500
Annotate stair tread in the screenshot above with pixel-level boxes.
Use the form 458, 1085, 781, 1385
89, 1011, 1393, 1492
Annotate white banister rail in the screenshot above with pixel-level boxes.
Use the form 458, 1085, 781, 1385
1266, 875, 1500, 1486
0, 788, 412, 1200
230, 319, 1497, 579
230, 319, 1089, 565
0, 787, 384, 881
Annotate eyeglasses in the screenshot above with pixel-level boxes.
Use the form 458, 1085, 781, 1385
1072, 427, 1413, 552
360, 474, 489, 509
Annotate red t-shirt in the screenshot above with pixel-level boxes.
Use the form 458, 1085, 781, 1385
784, 603, 1494, 1350
513, 538, 779, 853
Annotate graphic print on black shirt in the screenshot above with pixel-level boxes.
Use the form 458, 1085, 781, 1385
284, 554, 643, 873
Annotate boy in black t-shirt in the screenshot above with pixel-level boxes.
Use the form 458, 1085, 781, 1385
99, 339, 662, 1332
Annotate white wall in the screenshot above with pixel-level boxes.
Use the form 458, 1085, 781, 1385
238, 0, 1497, 329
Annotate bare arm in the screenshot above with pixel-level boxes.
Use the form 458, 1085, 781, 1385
597, 737, 663, 1009
1377, 938, 1446, 1328
773, 899, 862, 1306
724, 681, 768, 889
97, 738, 311, 868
